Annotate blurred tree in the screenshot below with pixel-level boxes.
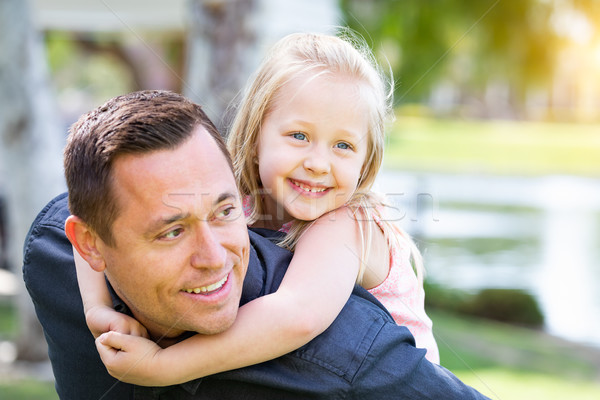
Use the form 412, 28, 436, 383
0, 0, 65, 360
185, 0, 259, 134
341, 0, 561, 116
43, 30, 183, 121
69, 33, 184, 93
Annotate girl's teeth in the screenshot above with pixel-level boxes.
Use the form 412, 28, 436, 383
294, 180, 325, 193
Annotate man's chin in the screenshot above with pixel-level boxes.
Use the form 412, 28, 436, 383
190, 308, 238, 335
153, 317, 236, 345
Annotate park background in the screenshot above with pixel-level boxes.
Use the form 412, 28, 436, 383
0, 0, 599, 399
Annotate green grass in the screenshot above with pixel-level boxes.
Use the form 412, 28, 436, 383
0, 301, 17, 337
384, 116, 600, 176
432, 309, 600, 399
0, 300, 58, 400
0, 380, 58, 400
457, 370, 600, 400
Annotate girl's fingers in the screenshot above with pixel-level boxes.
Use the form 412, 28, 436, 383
97, 331, 125, 351
130, 323, 149, 339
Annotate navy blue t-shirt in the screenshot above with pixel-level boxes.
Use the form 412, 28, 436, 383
23, 193, 488, 399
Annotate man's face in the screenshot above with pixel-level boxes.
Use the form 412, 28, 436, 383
96, 127, 249, 339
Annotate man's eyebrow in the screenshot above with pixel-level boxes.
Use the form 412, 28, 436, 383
145, 192, 238, 235
145, 212, 190, 236
216, 192, 238, 204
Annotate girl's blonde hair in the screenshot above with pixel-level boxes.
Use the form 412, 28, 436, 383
227, 30, 423, 284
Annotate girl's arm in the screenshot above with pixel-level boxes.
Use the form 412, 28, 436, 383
74, 247, 147, 339
96, 206, 381, 386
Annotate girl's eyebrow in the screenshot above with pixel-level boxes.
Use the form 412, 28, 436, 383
334, 129, 365, 145
286, 119, 314, 129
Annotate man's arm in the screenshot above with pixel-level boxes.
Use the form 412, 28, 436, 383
22, 193, 133, 399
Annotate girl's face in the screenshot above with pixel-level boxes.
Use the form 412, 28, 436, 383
257, 73, 371, 223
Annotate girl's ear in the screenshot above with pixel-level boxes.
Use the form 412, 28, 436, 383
65, 215, 107, 272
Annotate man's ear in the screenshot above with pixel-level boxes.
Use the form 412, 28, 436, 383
65, 215, 107, 272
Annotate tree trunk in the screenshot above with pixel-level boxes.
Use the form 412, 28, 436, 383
184, 0, 259, 136
0, 0, 65, 361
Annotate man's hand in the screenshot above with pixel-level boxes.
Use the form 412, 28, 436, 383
85, 305, 148, 339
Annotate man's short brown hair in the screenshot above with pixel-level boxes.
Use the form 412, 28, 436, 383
64, 90, 231, 246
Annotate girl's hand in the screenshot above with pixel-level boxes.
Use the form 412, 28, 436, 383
96, 331, 168, 386
86, 305, 149, 339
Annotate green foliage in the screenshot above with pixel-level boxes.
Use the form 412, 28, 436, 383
423, 280, 470, 313
424, 282, 544, 327
340, 0, 562, 105
45, 32, 136, 107
461, 288, 544, 327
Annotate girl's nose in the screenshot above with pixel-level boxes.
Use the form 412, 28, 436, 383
303, 149, 331, 175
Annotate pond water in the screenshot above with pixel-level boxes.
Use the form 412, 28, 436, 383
374, 171, 600, 348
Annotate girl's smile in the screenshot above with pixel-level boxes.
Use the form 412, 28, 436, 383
288, 178, 331, 197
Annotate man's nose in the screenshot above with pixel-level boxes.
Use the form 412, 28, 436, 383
303, 147, 331, 175
190, 223, 226, 269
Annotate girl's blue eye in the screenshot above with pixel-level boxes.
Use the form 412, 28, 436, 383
335, 142, 352, 150
292, 132, 306, 141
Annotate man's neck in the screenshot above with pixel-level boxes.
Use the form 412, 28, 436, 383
153, 334, 183, 349
128, 309, 191, 348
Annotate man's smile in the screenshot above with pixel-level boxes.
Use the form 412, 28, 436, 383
183, 274, 229, 295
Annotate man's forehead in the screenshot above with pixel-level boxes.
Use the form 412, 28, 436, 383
160, 190, 239, 213
111, 128, 240, 215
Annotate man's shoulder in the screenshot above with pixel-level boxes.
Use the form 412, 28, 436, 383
292, 288, 401, 381
209, 290, 416, 398
246, 228, 403, 383
23, 192, 70, 265
22, 192, 132, 399
241, 229, 292, 304
247, 229, 291, 262
293, 295, 389, 383
26, 192, 69, 232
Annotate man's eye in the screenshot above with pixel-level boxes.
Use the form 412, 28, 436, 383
291, 132, 307, 141
161, 228, 183, 240
216, 206, 236, 220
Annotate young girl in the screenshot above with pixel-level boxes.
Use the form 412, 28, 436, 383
81, 31, 439, 386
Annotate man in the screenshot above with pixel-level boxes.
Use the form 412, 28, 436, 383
23, 90, 488, 399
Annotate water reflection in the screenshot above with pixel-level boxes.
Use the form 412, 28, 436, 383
375, 172, 600, 348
